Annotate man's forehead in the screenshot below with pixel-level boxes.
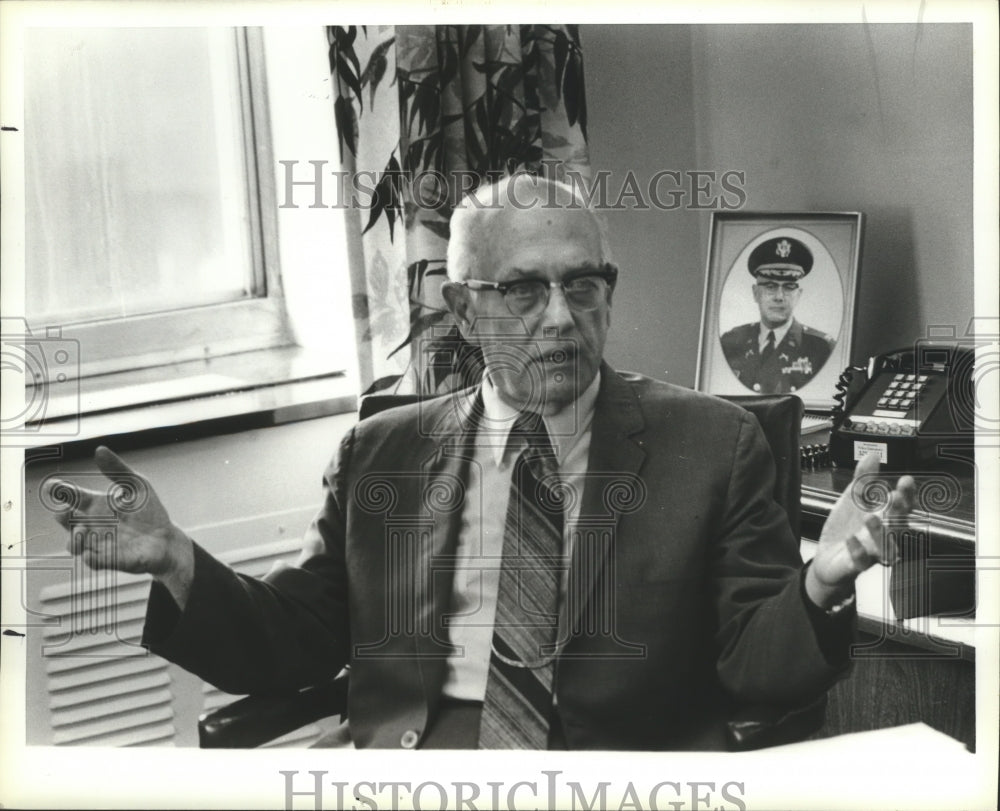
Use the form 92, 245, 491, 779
480, 204, 601, 266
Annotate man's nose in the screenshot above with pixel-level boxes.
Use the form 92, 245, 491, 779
537, 284, 576, 332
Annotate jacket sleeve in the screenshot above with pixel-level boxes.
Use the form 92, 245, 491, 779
141, 427, 357, 695
712, 411, 854, 703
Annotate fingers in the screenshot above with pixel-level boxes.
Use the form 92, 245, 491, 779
852, 450, 882, 479
846, 513, 899, 571
68, 526, 120, 570
886, 475, 917, 519
42, 448, 142, 528
40, 476, 100, 528
94, 445, 143, 482
42, 477, 74, 530
294, 537, 326, 567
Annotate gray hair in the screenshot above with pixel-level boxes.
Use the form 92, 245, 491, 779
446, 173, 615, 281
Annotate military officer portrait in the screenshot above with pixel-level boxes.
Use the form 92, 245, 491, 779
720, 235, 836, 394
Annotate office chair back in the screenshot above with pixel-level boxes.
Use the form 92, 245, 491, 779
360, 390, 803, 537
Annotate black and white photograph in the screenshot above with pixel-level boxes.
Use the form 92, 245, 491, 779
698, 212, 863, 407
1, 2, 997, 810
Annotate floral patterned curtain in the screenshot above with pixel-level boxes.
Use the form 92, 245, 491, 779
329, 25, 592, 394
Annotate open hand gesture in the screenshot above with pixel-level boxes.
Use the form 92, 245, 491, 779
805, 452, 917, 608
42, 446, 194, 605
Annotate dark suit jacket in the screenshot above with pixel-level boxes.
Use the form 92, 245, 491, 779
143, 366, 850, 749
721, 319, 835, 393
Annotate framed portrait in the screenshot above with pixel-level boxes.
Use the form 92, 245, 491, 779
696, 211, 863, 410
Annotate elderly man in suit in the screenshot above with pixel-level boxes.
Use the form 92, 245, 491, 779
48, 174, 913, 750
721, 236, 836, 394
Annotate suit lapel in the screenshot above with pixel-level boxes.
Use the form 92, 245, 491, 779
559, 365, 647, 646
413, 389, 481, 698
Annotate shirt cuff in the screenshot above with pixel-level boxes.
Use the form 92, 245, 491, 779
799, 562, 856, 666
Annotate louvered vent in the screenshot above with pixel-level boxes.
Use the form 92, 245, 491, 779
40, 569, 173, 746
39, 537, 315, 747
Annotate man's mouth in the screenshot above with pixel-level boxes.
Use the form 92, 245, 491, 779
539, 347, 577, 365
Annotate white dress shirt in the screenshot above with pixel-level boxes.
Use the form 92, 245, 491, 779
758, 320, 791, 352
440, 371, 601, 701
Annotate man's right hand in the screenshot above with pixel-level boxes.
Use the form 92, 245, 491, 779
42, 446, 194, 609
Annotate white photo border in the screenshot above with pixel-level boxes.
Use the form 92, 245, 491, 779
696, 211, 864, 410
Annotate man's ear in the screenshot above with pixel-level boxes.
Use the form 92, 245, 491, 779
441, 281, 473, 338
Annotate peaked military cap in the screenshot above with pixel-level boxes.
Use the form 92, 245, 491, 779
748, 236, 813, 281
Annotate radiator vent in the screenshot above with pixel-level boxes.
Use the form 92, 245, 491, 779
40, 567, 172, 746
38, 537, 311, 747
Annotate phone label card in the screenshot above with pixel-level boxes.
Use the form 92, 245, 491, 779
854, 441, 888, 463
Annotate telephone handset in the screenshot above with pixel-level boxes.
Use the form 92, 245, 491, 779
829, 343, 975, 470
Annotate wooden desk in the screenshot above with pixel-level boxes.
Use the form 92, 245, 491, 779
798, 454, 977, 750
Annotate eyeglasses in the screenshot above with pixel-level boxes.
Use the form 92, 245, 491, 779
459, 264, 618, 318
757, 281, 800, 294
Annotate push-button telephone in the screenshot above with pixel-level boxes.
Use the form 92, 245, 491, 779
829, 343, 975, 470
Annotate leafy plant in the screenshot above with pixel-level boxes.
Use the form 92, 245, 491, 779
328, 25, 587, 395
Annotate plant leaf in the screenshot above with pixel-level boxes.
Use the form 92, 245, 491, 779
553, 29, 569, 90
540, 130, 572, 151
420, 217, 451, 241
362, 374, 403, 396
361, 35, 396, 92
460, 25, 482, 57
387, 309, 450, 359
563, 53, 580, 127
363, 175, 388, 235
407, 259, 429, 299
385, 155, 404, 240
337, 52, 364, 107
363, 53, 388, 109
333, 95, 358, 159
327, 27, 338, 76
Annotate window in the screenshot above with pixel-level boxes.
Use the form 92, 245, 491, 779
24, 26, 288, 382
14, 25, 356, 433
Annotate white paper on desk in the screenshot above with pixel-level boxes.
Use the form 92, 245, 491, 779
764, 721, 969, 755
735, 723, 978, 810
800, 415, 833, 435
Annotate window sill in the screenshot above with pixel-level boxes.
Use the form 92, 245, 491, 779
22, 345, 357, 454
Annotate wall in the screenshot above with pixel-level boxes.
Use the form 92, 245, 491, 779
23, 412, 356, 746
583, 23, 974, 388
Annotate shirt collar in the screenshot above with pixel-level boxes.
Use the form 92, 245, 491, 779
759, 319, 792, 348
478, 370, 601, 469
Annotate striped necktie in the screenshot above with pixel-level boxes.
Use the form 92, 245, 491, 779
479, 412, 564, 749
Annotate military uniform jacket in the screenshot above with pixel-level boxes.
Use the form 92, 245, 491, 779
721, 319, 834, 394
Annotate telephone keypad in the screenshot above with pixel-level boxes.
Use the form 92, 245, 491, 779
876, 373, 933, 415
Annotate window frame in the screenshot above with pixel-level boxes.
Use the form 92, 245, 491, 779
25, 27, 291, 384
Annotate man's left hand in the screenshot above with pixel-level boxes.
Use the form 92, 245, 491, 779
805, 451, 917, 609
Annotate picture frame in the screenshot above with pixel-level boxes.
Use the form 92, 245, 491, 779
696, 211, 864, 410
